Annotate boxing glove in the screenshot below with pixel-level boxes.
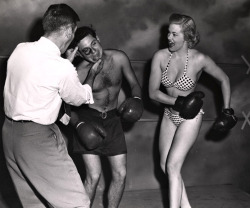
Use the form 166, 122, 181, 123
212, 108, 238, 133
75, 121, 107, 150
173, 91, 205, 119
118, 97, 143, 122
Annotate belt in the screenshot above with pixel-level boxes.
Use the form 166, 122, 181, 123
6, 116, 32, 123
85, 108, 118, 119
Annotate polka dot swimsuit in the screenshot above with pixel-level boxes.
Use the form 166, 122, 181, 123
161, 49, 196, 91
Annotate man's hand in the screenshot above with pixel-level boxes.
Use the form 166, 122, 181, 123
90, 59, 104, 75
83, 59, 103, 86
65, 47, 79, 62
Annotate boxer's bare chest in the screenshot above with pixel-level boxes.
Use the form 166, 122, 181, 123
92, 57, 122, 92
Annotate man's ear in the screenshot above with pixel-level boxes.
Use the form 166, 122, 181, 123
65, 28, 72, 39
64, 26, 74, 39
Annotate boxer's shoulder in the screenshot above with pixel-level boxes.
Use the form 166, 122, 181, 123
104, 49, 126, 58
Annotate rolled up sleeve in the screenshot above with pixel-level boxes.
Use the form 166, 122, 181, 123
59, 69, 94, 106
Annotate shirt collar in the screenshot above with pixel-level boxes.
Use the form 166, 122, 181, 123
38, 37, 61, 56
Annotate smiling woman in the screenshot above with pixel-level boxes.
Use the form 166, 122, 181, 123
168, 13, 199, 50
149, 13, 237, 208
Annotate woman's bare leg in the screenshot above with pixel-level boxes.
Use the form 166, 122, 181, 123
166, 114, 202, 208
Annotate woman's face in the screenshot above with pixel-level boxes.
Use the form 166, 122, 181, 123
78, 34, 103, 63
167, 23, 186, 52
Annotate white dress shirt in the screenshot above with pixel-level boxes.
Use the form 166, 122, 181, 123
4, 37, 94, 125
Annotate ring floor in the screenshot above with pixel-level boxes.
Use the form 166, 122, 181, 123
1, 185, 250, 208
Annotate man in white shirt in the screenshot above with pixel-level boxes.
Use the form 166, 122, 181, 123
2, 4, 102, 208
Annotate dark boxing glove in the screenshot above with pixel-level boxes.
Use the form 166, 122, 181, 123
173, 91, 205, 119
75, 121, 107, 150
212, 108, 238, 133
118, 97, 143, 122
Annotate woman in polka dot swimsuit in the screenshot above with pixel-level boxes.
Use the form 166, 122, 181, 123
149, 13, 232, 208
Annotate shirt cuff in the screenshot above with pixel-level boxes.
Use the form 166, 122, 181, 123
83, 84, 94, 104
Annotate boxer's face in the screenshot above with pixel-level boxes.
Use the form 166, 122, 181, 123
167, 23, 186, 52
78, 34, 103, 63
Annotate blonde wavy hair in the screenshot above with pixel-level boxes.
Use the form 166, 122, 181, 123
169, 13, 200, 48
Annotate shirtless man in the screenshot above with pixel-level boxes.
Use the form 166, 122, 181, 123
70, 26, 143, 208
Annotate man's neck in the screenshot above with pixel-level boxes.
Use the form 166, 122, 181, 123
44, 34, 64, 54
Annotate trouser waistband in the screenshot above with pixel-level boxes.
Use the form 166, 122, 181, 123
5, 116, 32, 123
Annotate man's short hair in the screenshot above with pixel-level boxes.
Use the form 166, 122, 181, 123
71, 26, 97, 48
42, 3, 80, 34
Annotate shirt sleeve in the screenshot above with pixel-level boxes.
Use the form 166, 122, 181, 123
59, 67, 94, 106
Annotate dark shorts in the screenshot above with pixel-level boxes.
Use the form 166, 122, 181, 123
72, 107, 127, 156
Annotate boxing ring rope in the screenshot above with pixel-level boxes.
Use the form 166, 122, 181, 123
0, 57, 248, 127
241, 55, 250, 75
